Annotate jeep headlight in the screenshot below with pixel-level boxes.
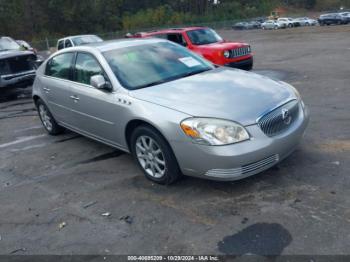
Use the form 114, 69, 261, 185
223, 50, 230, 58
180, 118, 250, 146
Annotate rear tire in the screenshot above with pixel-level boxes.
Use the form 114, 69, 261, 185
36, 99, 64, 135
130, 125, 182, 185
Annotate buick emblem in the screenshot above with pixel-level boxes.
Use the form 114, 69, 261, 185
281, 108, 292, 125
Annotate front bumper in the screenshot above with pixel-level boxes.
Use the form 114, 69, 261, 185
224, 56, 253, 70
0, 70, 36, 88
172, 103, 309, 181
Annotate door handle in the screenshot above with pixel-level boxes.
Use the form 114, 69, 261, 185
43, 87, 50, 93
70, 95, 80, 102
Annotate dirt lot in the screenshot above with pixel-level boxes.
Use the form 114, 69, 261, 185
0, 25, 350, 256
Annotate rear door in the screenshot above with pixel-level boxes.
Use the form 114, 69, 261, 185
41, 52, 77, 126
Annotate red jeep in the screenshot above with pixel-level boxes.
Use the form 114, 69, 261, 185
130, 27, 253, 70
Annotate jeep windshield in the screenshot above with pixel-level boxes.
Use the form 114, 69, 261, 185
104, 42, 213, 90
186, 28, 223, 45
0, 37, 21, 51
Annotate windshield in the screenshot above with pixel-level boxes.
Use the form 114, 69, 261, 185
186, 28, 223, 45
71, 35, 103, 46
0, 37, 21, 51
103, 42, 213, 90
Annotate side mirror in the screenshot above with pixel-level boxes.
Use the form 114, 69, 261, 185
90, 75, 112, 91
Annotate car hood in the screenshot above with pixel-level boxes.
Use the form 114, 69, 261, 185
130, 68, 297, 126
197, 41, 249, 51
0, 50, 35, 59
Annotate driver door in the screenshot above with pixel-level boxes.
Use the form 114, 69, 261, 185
68, 52, 122, 145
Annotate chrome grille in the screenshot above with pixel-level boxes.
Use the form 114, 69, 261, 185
258, 100, 300, 137
230, 46, 251, 58
205, 154, 279, 178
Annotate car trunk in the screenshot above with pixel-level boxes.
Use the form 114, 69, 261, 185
0, 54, 36, 76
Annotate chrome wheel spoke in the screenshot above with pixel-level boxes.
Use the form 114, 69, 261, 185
141, 137, 149, 149
136, 143, 146, 152
155, 157, 165, 166
154, 164, 163, 174
153, 148, 161, 155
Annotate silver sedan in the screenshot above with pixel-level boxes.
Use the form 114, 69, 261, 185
32, 39, 309, 184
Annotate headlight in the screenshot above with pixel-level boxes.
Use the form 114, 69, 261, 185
223, 50, 230, 58
247, 45, 251, 53
180, 118, 250, 146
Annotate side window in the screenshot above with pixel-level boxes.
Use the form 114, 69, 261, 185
74, 53, 103, 85
167, 34, 187, 47
45, 53, 74, 80
153, 34, 167, 39
57, 40, 64, 50
65, 39, 73, 48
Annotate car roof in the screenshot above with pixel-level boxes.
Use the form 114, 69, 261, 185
57, 34, 99, 42
59, 38, 168, 53
136, 27, 208, 36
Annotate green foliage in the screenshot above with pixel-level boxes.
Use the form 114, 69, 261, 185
0, 0, 349, 42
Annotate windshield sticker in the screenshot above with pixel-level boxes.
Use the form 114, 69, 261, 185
179, 57, 201, 67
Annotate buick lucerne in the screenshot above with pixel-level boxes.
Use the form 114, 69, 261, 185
32, 39, 309, 184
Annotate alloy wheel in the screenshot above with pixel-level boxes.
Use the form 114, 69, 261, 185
39, 104, 53, 132
135, 135, 166, 178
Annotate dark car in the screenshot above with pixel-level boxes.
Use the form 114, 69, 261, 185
233, 21, 261, 30
339, 12, 350, 23
0, 37, 41, 88
318, 13, 346, 25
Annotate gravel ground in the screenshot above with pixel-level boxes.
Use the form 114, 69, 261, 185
0, 25, 349, 256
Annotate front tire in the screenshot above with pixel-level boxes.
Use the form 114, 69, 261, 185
130, 125, 182, 185
36, 99, 64, 135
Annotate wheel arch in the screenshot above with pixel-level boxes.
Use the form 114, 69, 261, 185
125, 119, 170, 152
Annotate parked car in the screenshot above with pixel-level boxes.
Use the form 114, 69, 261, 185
295, 17, 318, 26
277, 18, 293, 28
287, 18, 301, 27
0, 36, 42, 88
56, 35, 103, 50
233, 21, 261, 30
261, 20, 284, 30
233, 22, 254, 30
318, 13, 345, 25
339, 12, 350, 23
131, 27, 253, 70
16, 40, 37, 53
32, 38, 309, 184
